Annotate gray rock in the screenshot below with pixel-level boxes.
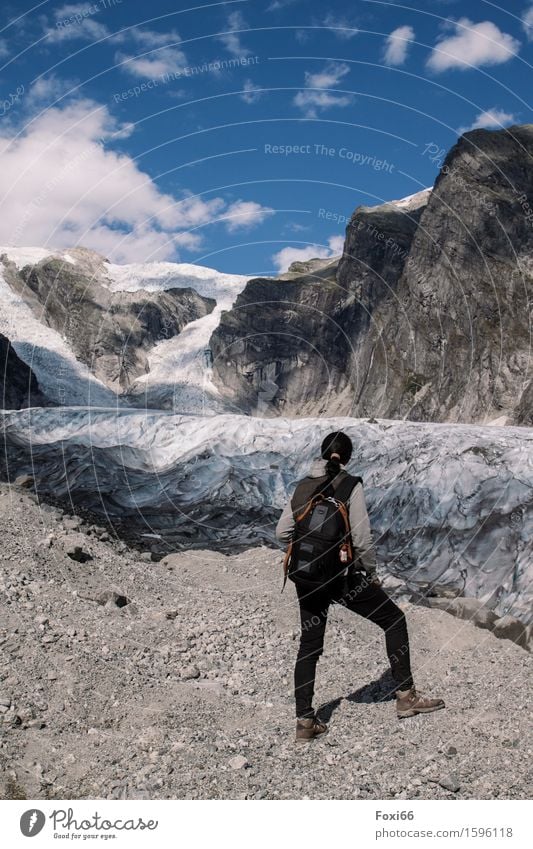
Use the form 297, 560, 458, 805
492, 615, 528, 649
63, 517, 82, 531
60, 534, 93, 563
0, 333, 49, 409
14, 474, 34, 488
180, 665, 200, 681
228, 755, 249, 770
428, 598, 498, 630
438, 774, 461, 793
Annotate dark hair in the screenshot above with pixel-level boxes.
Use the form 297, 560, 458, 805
321, 431, 353, 479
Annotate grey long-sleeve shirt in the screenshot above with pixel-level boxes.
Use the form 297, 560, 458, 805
275, 458, 378, 576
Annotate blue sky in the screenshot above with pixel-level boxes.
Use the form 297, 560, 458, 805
1, 0, 532, 274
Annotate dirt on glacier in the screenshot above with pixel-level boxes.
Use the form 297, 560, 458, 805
0, 480, 532, 801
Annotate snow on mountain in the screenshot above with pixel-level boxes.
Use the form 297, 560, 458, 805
0, 246, 71, 269
0, 256, 117, 407
104, 260, 249, 412
0, 248, 251, 412
2, 407, 531, 624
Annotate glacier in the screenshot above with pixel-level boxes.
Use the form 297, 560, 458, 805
0, 247, 249, 411
2, 406, 532, 624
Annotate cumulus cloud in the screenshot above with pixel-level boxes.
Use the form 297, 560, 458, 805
323, 13, 358, 40
116, 47, 187, 79
383, 25, 415, 66
46, 2, 110, 42
0, 96, 273, 262
43, 8, 189, 81
522, 5, 533, 40
223, 201, 274, 231
115, 29, 187, 79
272, 235, 343, 272
240, 79, 262, 104
217, 11, 251, 58
293, 62, 353, 118
427, 18, 520, 72
458, 107, 516, 134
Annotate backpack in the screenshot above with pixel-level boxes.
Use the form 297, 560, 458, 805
282, 471, 362, 592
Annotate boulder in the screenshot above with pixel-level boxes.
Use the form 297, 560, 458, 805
491, 615, 529, 649
59, 533, 93, 563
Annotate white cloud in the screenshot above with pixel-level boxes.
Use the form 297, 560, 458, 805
127, 29, 182, 49
305, 63, 351, 88
240, 79, 262, 104
327, 235, 344, 254
223, 201, 274, 232
217, 11, 251, 58
293, 62, 353, 118
116, 47, 187, 79
383, 25, 415, 66
114, 29, 187, 79
427, 18, 520, 72
0, 38, 10, 57
0, 97, 273, 263
267, 0, 299, 10
45, 10, 190, 81
323, 13, 358, 40
522, 5, 533, 40
46, 3, 111, 42
458, 107, 516, 134
272, 235, 342, 272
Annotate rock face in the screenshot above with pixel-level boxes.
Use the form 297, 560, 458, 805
356, 126, 533, 424
210, 192, 428, 417
210, 126, 533, 425
1, 249, 215, 394
0, 333, 49, 409
210, 259, 353, 416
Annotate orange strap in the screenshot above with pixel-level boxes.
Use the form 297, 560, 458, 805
281, 495, 353, 591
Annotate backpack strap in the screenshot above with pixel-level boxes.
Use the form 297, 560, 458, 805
281, 472, 363, 592
332, 472, 363, 505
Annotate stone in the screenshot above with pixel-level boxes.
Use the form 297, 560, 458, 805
228, 755, 249, 770
63, 517, 82, 530
180, 665, 200, 681
438, 774, 461, 793
492, 615, 528, 649
60, 534, 93, 563
14, 474, 34, 488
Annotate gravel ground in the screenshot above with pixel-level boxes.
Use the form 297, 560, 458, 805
0, 481, 531, 800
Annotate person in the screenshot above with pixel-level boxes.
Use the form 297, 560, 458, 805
276, 431, 445, 742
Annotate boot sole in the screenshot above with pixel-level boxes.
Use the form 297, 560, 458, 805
397, 703, 445, 719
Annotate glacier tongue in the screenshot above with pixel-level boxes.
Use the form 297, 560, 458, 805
104, 259, 250, 412
2, 407, 532, 624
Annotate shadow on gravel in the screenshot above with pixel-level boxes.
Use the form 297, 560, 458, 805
318, 670, 397, 722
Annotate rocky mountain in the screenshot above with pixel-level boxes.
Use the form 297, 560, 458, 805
210, 125, 533, 426
0, 247, 215, 400
0, 333, 49, 409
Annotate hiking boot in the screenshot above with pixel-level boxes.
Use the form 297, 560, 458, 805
295, 714, 328, 742
396, 687, 445, 719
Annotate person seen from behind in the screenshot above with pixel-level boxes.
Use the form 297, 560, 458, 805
276, 431, 445, 742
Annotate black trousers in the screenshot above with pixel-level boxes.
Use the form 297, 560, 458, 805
294, 571, 414, 718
